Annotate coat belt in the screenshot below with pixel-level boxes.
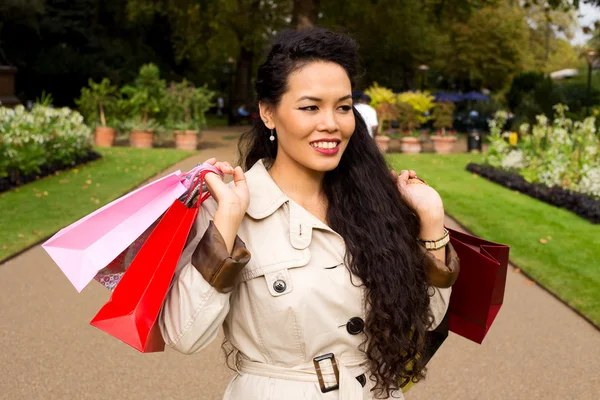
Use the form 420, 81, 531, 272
239, 355, 369, 399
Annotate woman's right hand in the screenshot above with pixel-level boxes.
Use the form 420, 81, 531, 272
202, 158, 249, 221
202, 158, 249, 253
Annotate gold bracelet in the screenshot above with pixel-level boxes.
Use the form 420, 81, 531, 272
417, 228, 450, 251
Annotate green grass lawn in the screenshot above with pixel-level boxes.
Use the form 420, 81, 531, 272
0, 147, 194, 262
388, 153, 600, 326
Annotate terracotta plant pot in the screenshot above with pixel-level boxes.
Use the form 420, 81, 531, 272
400, 137, 422, 154
430, 135, 457, 154
129, 129, 154, 148
94, 126, 116, 147
375, 135, 391, 153
174, 130, 201, 151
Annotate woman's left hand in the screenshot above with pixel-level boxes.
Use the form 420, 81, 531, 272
392, 169, 445, 226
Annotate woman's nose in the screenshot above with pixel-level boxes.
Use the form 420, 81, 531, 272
317, 110, 338, 132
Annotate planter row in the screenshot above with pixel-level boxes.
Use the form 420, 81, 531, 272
375, 136, 457, 154
466, 163, 600, 224
96, 127, 200, 151
0, 150, 102, 193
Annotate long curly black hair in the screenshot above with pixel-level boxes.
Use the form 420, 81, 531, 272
238, 28, 433, 398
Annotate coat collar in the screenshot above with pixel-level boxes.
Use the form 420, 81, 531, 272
244, 159, 344, 253
245, 159, 288, 220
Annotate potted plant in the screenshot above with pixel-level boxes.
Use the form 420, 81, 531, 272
373, 102, 399, 153
399, 130, 423, 153
75, 78, 119, 147
164, 79, 215, 151
366, 83, 399, 153
430, 101, 457, 154
120, 63, 165, 148
396, 102, 422, 153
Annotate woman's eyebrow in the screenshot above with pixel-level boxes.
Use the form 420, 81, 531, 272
296, 94, 353, 102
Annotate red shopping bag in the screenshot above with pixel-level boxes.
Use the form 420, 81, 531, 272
90, 170, 215, 352
446, 228, 510, 344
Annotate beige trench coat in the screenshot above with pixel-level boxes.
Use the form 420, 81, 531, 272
159, 159, 451, 400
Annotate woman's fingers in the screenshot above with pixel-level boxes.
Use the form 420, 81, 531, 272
232, 166, 247, 189
203, 158, 217, 165
204, 172, 229, 201
215, 161, 234, 174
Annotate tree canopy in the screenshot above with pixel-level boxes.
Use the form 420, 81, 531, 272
0, 0, 593, 107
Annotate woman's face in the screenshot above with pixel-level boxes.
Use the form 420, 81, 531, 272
261, 61, 355, 173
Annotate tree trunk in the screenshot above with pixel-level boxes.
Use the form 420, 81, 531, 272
291, 0, 320, 29
230, 45, 254, 122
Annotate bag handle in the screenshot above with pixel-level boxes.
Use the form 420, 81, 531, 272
183, 165, 222, 207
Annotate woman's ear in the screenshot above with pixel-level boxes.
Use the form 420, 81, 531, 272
259, 102, 274, 130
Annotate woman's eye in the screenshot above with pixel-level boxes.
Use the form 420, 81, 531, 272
300, 106, 318, 111
339, 105, 352, 112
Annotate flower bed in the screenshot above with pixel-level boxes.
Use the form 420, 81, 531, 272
466, 163, 600, 224
0, 105, 99, 192
485, 105, 599, 199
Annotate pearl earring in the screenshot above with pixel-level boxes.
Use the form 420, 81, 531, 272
269, 129, 275, 142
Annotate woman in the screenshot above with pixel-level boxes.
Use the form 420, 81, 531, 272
159, 28, 459, 399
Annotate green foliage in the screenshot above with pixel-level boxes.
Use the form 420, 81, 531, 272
35, 91, 54, 107
75, 78, 120, 128
432, 101, 456, 130
486, 105, 600, 198
438, 2, 528, 92
2, 0, 587, 110
0, 105, 93, 178
507, 72, 563, 128
395, 102, 420, 132
164, 79, 215, 131
365, 83, 397, 108
397, 91, 435, 124
120, 63, 166, 131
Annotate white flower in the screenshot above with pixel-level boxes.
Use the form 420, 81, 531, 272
501, 150, 525, 170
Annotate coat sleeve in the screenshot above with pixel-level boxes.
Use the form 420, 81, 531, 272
425, 243, 460, 330
158, 197, 250, 355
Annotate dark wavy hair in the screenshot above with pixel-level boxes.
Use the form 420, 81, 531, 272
238, 28, 432, 397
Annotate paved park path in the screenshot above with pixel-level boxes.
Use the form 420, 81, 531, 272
1, 128, 598, 400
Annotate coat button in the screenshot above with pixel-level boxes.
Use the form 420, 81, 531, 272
273, 279, 287, 293
346, 317, 365, 335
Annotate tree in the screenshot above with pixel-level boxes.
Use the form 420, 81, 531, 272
436, 2, 529, 91
125, 0, 290, 118
522, 1, 577, 67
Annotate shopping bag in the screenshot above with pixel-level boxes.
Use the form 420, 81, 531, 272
89, 169, 216, 353
92, 164, 224, 291
42, 171, 186, 292
446, 228, 510, 344
93, 219, 160, 291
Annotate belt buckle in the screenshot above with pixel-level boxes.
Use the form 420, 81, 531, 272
313, 353, 340, 393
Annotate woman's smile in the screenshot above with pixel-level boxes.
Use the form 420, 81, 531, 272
309, 139, 341, 155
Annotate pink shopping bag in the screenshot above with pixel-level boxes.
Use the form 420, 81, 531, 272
42, 171, 187, 292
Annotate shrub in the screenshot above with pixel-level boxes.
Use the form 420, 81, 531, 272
75, 78, 120, 128
164, 79, 215, 131
432, 101, 456, 131
0, 105, 93, 179
364, 83, 397, 109
120, 63, 166, 131
397, 91, 435, 124
395, 102, 419, 132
